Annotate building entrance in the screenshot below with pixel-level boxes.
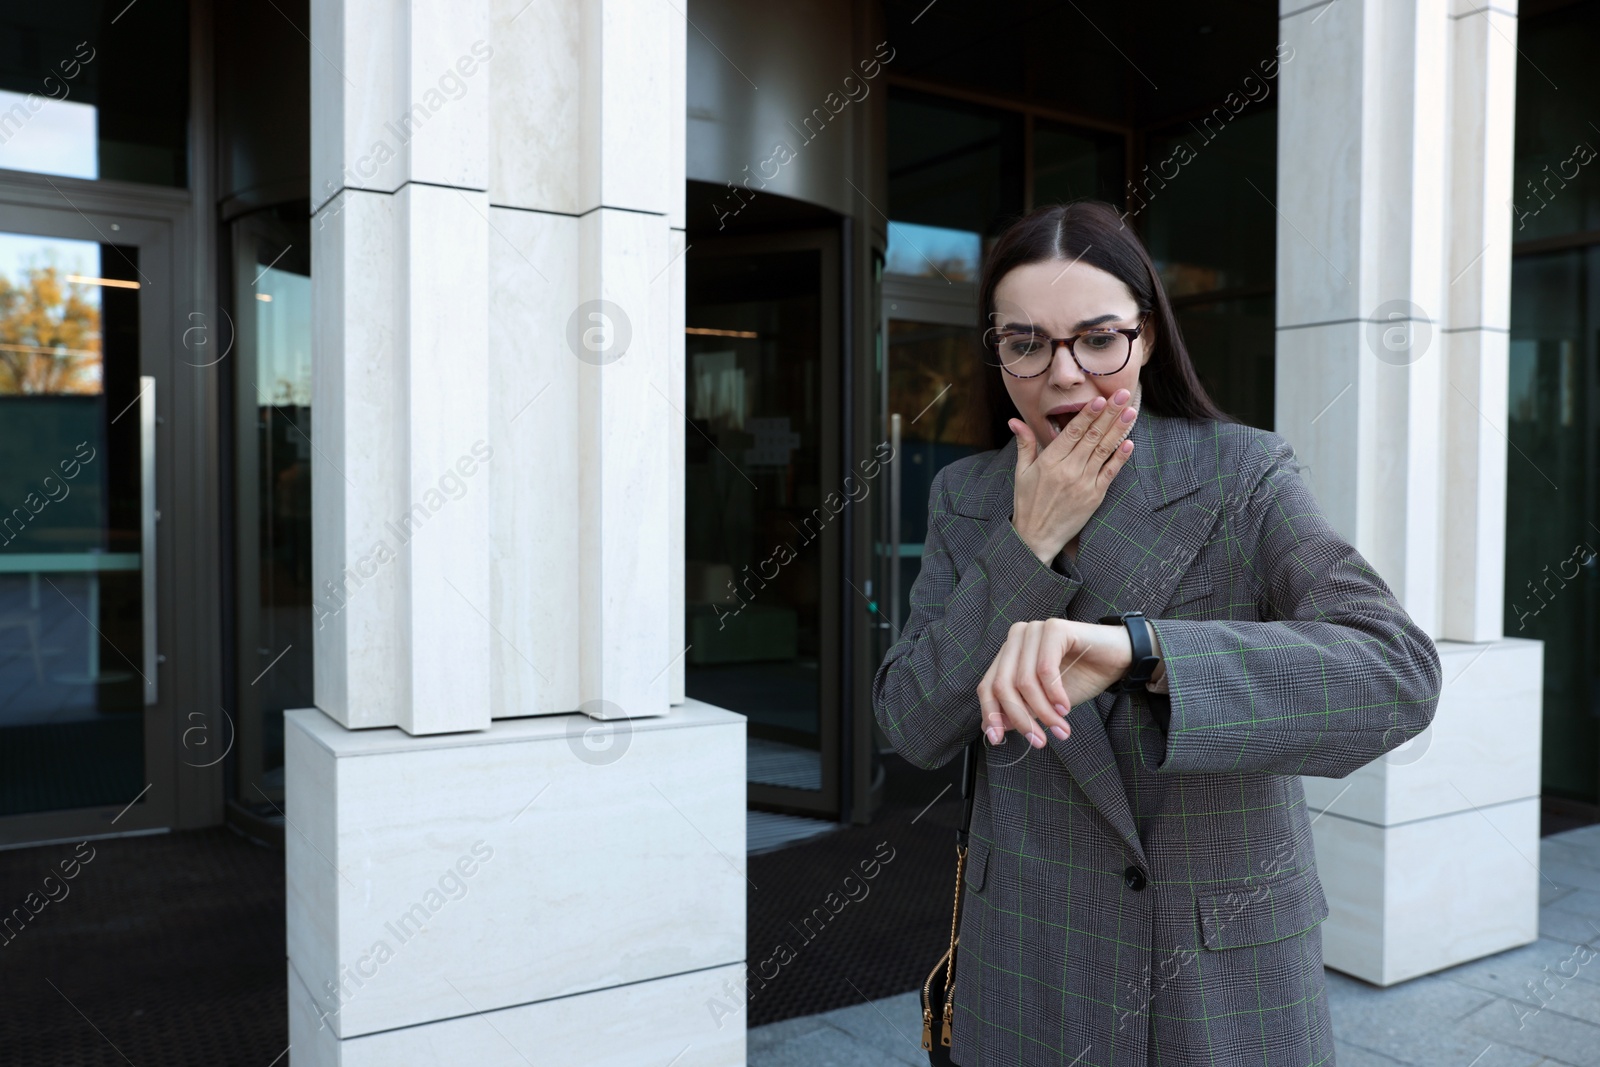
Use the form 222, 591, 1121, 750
0, 184, 197, 846
684, 227, 847, 818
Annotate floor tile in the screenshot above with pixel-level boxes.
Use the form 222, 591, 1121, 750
1459, 993, 1600, 1067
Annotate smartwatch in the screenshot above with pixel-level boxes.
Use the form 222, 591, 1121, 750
1098, 611, 1160, 693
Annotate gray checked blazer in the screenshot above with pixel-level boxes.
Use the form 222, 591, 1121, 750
873, 410, 1442, 1067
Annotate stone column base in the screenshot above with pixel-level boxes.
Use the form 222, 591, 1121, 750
1306, 638, 1543, 985
285, 699, 747, 1062
288, 962, 747, 1065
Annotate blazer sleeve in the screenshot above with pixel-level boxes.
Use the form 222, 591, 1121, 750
873, 465, 1085, 770
1145, 436, 1443, 778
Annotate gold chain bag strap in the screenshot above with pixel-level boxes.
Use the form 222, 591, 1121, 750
921, 737, 980, 1065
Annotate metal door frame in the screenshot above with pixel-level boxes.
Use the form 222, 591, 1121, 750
0, 170, 222, 847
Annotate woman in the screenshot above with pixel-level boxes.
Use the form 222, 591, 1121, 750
873, 201, 1442, 1066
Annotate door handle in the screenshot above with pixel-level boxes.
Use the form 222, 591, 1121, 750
140, 375, 158, 706
889, 412, 902, 638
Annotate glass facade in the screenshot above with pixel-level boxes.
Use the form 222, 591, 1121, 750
1140, 107, 1277, 430
885, 88, 1025, 285
0, 1, 190, 187
1507, 246, 1598, 803
1507, 1, 1600, 808
1509, 3, 1600, 243
1033, 119, 1124, 208
0, 0, 1585, 843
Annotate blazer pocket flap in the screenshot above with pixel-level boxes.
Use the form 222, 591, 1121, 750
963, 839, 991, 894
1196, 871, 1329, 950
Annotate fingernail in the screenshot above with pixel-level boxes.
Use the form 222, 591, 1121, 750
1114, 388, 1130, 404
1120, 407, 1136, 423
1028, 731, 1045, 748
1050, 725, 1068, 741
986, 727, 1003, 745
1054, 703, 1070, 717
1090, 397, 1106, 411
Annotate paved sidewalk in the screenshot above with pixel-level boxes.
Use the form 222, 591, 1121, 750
749, 824, 1600, 1066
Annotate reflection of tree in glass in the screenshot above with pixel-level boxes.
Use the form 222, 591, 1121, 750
918, 363, 958, 443
909, 254, 974, 283
887, 323, 989, 449
0, 266, 102, 395
1153, 260, 1223, 300
272, 377, 304, 407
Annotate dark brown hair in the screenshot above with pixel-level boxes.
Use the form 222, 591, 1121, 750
976, 200, 1235, 448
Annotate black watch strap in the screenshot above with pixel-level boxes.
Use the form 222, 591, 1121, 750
1098, 611, 1160, 693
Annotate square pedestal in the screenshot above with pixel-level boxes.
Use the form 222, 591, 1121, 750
285, 699, 746, 1060
1304, 638, 1543, 985
288, 961, 748, 1066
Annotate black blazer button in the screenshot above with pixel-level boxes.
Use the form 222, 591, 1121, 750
1124, 866, 1147, 891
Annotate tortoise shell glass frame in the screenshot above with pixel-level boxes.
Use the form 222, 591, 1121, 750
987, 314, 1150, 379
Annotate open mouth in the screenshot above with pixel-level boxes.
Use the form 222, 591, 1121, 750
1044, 404, 1086, 436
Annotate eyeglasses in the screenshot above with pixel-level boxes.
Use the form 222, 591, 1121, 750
988, 315, 1148, 379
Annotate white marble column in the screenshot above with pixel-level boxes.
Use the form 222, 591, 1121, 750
311, 0, 686, 730
310, 0, 493, 735
1441, 1, 1518, 642
295, 3, 741, 1064
1275, 0, 1447, 635
1277, 0, 1538, 984
487, 0, 686, 721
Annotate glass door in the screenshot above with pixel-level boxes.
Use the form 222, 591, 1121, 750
230, 203, 313, 817
874, 275, 990, 660
684, 228, 842, 817
0, 200, 175, 844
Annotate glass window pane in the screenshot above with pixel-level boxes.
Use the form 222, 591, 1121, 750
1512, 3, 1600, 242
887, 87, 1024, 276
0, 1, 190, 187
1142, 105, 1276, 429
1032, 121, 1123, 208
1506, 246, 1600, 803
1141, 107, 1276, 298
0, 229, 147, 815
885, 221, 981, 281
1171, 295, 1275, 430
232, 204, 312, 813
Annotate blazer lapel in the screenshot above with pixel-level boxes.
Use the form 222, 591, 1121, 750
956, 412, 1217, 867
1046, 706, 1150, 867
953, 411, 1215, 642
1070, 409, 1210, 626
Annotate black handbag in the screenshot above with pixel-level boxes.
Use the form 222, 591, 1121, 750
921, 737, 981, 1065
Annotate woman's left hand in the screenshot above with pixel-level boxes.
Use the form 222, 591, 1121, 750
977, 620, 1133, 748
